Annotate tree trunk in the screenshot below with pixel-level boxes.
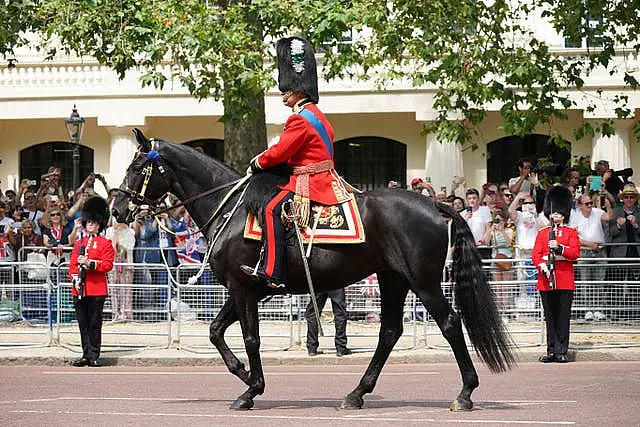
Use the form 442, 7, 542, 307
223, 87, 267, 172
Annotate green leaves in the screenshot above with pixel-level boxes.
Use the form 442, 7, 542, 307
2, 0, 637, 152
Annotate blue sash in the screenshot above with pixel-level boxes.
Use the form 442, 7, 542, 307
299, 108, 333, 158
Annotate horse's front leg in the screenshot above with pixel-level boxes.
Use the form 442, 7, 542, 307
342, 279, 408, 409
209, 297, 250, 385
229, 290, 264, 410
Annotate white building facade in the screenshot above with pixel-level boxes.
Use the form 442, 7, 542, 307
0, 25, 638, 197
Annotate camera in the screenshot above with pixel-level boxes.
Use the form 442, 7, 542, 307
27, 179, 37, 186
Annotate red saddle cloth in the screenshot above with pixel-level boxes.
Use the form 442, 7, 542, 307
243, 198, 365, 244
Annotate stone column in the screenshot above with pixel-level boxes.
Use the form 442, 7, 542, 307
424, 131, 464, 194
266, 123, 284, 148
591, 120, 632, 170
103, 127, 141, 197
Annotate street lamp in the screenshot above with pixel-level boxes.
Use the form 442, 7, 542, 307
65, 105, 85, 190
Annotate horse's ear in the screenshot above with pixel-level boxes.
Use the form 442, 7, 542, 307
132, 128, 151, 152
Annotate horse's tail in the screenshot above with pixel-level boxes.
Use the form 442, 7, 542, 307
441, 204, 516, 373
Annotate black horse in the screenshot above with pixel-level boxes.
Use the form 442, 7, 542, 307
112, 129, 515, 411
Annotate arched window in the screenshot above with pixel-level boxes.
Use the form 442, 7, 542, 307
334, 137, 407, 191
183, 139, 224, 161
487, 134, 570, 185
20, 142, 94, 195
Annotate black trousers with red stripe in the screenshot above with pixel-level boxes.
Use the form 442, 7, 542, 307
540, 290, 573, 356
258, 190, 294, 284
73, 295, 106, 362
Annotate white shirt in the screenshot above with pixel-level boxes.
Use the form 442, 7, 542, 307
569, 207, 606, 244
463, 205, 491, 243
514, 210, 538, 250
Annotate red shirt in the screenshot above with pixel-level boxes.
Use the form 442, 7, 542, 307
532, 225, 580, 291
68, 234, 115, 297
257, 103, 351, 205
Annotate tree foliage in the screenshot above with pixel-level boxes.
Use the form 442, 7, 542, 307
1, 0, 638, 165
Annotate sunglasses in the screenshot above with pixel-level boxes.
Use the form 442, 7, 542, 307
50, 213, 61, 216
583, 202, 593, 206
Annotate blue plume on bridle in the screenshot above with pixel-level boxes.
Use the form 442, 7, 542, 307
147, 150, 160, 162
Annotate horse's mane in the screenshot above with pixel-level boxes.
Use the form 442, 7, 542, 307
244, 164, 290, 220
155, 139, 288, 219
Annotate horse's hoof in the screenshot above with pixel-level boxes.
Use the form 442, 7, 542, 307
340, 394, 363, 410
449, 397, 473, 411
230, 397, 254, 410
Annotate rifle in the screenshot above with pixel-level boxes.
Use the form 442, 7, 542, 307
547, 224, 558, 290
75, 244, 86, 299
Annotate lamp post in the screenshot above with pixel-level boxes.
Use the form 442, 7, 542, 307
65, 105, 85, 191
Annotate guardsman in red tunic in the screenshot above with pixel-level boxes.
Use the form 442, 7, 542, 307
68, 197, 115, 367
240, 36, 351, 289
532, 186, 580, 363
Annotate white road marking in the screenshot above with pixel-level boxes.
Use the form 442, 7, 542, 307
8, 409, 576, 425
41, 370, 439, 376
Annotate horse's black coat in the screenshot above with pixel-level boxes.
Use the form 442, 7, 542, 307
112, 129, 515, 411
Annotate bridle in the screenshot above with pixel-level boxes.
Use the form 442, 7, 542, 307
117, 139, 244, 230
117, 140, 173, 219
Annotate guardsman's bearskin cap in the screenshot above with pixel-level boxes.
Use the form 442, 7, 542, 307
81, 196, 110, 232
276, 36, 319, 103
543, 185, 572, 220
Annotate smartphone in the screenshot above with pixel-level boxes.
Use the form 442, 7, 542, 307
50, 195, 59, 202
425, 177, 431, 183
589, 176, 602, 191
0, 224, 4, 234
600, 195, 606, 209
440, 186, 447, 192
466, 206, 472, 213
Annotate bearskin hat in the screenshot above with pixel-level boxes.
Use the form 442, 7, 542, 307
542, 185, 572, 221
276, 36, 319, 103
81, 196, 110, 232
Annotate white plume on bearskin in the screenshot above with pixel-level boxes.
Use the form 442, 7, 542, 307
81, 196, 110, 232
276, 36, 319, 103
542, 185, 572, 220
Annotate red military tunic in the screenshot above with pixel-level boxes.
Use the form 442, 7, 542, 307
532, 225, 580, 291
68, 235, 115, 297
255, 103, 350, 205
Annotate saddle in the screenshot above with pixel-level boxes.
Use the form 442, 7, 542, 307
244, 198, 365, 244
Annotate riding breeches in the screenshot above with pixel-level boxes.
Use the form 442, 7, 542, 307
258, 190, 294, 284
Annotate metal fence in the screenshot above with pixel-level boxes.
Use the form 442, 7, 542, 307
1, 251, 640, 352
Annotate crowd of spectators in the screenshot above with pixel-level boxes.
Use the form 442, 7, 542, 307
402, 156, 639, 322
1, 166, 206, 322
2, 158, 639, 322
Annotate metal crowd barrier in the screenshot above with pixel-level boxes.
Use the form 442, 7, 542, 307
0, 261, 53, 347
1, 252, 640, 351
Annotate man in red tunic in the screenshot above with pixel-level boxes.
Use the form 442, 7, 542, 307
241, 36, 351, 289
68, 197, 115, 367
532, 186, 580, 363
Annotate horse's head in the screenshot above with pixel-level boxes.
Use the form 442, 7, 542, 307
111, 128, 174, 223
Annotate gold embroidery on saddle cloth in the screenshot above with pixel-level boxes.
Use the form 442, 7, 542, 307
318, 206, 345, 229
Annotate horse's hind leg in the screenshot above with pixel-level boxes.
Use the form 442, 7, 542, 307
415, 286, 478, 411
209, 297, 250, 386
342, 273, 408, 409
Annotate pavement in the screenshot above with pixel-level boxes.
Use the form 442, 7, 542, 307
1, 329, 640, 367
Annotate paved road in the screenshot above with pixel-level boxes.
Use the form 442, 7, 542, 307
2, 361, 639, 426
